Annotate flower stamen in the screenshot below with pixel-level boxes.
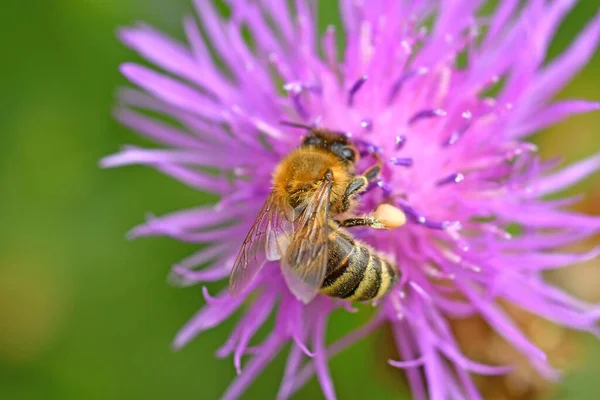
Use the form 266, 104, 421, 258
390, 157, 414, 167
436, 172, 465, 186
377, 180, 393, 197
388, 67, 429, 104
398, 202, 457, 230
283, 82, 321, 120
347, 75, 368, 106
408, 108, 447, 125
395, 135, 407, 150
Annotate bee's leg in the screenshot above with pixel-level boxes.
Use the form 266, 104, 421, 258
337, 216, 387, 229
340, 155, 383, 211
340, 176, 368, 212
338, 204, 407, 230
363, 152, 382, 182
363, 164, 381, 182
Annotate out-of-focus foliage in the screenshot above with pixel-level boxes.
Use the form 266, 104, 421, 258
0, 1, 599, 399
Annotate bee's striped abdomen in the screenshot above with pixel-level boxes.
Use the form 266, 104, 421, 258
320, 228, 399, 302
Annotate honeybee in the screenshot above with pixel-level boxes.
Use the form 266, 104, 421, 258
229, 128, 405, 304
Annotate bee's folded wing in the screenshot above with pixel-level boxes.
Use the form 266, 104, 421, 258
281, 173, 332, 304
229, 193, 293, 296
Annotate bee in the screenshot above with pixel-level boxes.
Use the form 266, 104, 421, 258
229, 128, 405, 304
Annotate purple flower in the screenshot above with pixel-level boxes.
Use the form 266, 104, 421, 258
103, 1, 600, 399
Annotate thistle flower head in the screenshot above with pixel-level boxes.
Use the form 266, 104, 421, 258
103, 1, 600, 399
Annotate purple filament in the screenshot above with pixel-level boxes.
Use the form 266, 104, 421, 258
348, 75, 368, 106
307, 84, 323, 95
388, 67, 429, 105
436, 172, 465, 186
399, 203, 454, 230
442, 110, 473, 146
377, 180, 393, 197
505, 143, 539, 159
442, 124, 470, 146
390, 157, 414, 167
291, 94, 308, 120
283, 81, 321, 94
284, 82, 322, 121
353, 138, 382, 154
395, 135, 407, 150
408, 108, 447, 125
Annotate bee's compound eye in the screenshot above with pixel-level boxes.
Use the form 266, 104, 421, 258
341, 148, 356, 161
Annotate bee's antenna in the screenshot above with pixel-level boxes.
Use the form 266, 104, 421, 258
279, 120, 314, 130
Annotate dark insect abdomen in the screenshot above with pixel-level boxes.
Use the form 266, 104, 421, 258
320, 227, 399, 301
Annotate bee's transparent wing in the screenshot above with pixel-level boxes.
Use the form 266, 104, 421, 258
265, 200, 294, 261
229, 193, 293, 296
281, 173, 332, 304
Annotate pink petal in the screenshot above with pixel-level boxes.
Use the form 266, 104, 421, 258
113, 109, 205, 149
120, 63, 224, 121
523, 10, 600, 109
313, 310, 336, 400
536, 152, 600, 196
511, 100, 600, 138
127, 206, 240, 238
221, 334, 285, 400
173, 288, 249, 349
101, 146, 242, 169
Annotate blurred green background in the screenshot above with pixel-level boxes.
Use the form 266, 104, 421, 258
1, 1, 600, 399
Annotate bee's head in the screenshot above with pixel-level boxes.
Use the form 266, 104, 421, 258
302, 129, 358, 163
